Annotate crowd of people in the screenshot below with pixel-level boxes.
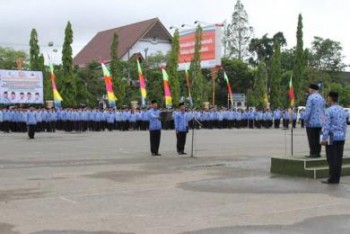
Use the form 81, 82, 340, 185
0, 83, 348, 184
0, 106, 304, 134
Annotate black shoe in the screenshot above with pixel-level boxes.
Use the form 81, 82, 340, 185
321, 179, 339, 184
155, 153, 162, 156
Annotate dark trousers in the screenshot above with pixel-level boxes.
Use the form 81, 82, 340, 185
306, 127, 322, 156
248, 120, 254, 128
27, 124, 36, 139
326, 141, 345, 182
176, 132, 187, 153
300, 119, 305, 128
150, 130, 161, 154
274, 119, 280, 128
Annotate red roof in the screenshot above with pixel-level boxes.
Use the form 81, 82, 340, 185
74, 18, 171, 66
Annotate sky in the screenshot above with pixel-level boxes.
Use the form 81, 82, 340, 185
0, 0, 349, 69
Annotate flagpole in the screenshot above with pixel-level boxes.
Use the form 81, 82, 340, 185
289, 107, 294, 156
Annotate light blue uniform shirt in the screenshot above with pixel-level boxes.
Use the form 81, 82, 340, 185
304, 92, 325, 127
174, 111, 189, 132
26, 111, 37, 125
148, 108, 161, 131
322, 104, 347, 141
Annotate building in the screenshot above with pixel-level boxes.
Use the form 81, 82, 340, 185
74, 18, 172, 67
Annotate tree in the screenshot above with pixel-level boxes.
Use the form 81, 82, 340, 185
248, 32, 286, 66
29, 29, 44, 71
217, 58, 254, 107
110, 32, 126, 106
76, 61, 106, 107
167, 29, 180, 106
224, 0, 254, 60
0, 47, 27, 69
292, 14, 307, 104
189, 25, 207, 107
309, 36, 346, 72
61, 21, 77, 106
280, 48, 295, 72
269, 40, 282, 108
253, 61, 268, 109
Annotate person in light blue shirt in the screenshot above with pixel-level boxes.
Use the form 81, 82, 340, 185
321, 91, 347, 184
147, 100, 162, 156
292, 109, 297, 128
26, 107, 37, 139
174, 102, 189, 155
247, 109, 255, 129
273, 108, 282, 128
106, 109, 115, 131
304, 84, 325, 158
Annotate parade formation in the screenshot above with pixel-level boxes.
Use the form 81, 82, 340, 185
0, 106, 302, 135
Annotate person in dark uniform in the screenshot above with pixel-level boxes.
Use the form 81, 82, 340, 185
147, 100, 162, 156
321, 92, 347, 184
26, 107, 37, 139
304, 84, 325, 158
174, 102, 189, 155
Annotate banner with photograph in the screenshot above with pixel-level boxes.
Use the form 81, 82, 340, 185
0, 69, 44, 104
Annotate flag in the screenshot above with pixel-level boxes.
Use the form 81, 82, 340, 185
101, 62, 117, 101
49, 62, 63, 102
137, 59, 147, 106
223, 71, 233, 107
289, 76, 295, 107
161, 67, 172, 107
184, 66, 193, 106
264, 93, 269, 105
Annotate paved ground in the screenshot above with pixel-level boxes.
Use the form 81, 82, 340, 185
0, 128, 350, 234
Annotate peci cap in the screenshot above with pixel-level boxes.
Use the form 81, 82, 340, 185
309, 83, 319, 90
328, 91, 339, 100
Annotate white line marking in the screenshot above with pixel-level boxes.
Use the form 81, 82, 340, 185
59, 196, 77, 204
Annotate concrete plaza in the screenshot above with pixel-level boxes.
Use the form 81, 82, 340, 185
0, 128, 350, 234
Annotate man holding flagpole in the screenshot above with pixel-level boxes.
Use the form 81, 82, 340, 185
304, 84, 325, 158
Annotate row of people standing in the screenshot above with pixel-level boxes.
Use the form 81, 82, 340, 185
1, 107, 306, 134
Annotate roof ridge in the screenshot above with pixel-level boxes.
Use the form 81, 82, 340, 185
98, 17, 159, 34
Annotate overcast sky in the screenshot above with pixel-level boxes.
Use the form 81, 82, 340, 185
0, 0, 349, 69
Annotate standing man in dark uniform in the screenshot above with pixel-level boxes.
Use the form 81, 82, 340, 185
147, 100, 162, 156
26, 107, 38, 139
174, 102, 189, 155
304, 84, 325, 158
321, 92, 347, 184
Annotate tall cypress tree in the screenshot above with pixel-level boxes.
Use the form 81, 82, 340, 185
189, 25, 207, 107
61, 21, 77, 106
29, 29, 39, 70
167, 29, 180, 106
29, 29, 43, 71
269, 40, 282, 109
254, 61, 268, 109
110, 32, 126, 106
293, 14, 306, 104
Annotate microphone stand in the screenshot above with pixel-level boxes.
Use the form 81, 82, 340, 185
191, 116, 202, 158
